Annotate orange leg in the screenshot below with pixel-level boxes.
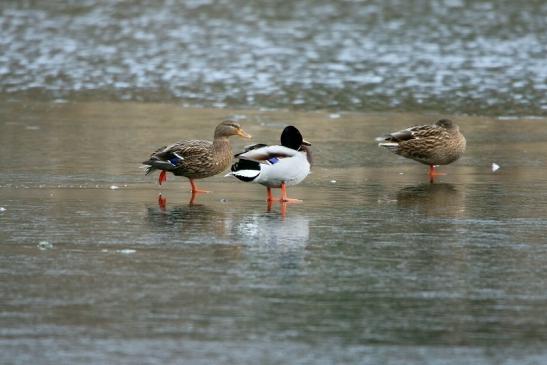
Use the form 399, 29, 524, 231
428, 165, 445, 183
280, 182, 302, 203
159, 170, 167, 185
266, 187, 275, 202
189, 178, 210, 194
188, 191, 198, 205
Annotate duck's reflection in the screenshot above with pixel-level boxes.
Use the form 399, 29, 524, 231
233, 211, 311, 274
146, 194, 311, 274
146, 195, 230, 239
233, 212, 310, 248
397, 183, 465, 217
266, 200, 295, 218
146, 195, 311, 248
158, 192, 204, 208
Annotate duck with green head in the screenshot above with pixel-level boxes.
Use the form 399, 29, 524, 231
227, 126, 312, 202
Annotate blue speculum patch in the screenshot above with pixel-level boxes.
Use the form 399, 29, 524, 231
267, 157, 279, 164
168, 156, 181, 165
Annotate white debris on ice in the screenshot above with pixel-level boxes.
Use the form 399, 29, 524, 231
116, 249, 136, 254
37, 241, 53, 250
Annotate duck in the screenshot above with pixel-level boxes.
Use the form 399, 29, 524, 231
142, 120, 252, 193
376, 119, 466, 181
227, 126, 312, 202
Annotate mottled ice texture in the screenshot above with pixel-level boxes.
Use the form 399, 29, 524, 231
0, 0, 546, 115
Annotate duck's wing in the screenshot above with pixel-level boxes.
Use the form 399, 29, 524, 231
235, 145, 299, 162
239, 143, 268, 154
376, 125, 435, 143
142, 139, 212, 173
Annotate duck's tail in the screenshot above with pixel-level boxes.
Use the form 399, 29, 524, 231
377, 141, 400, 152
374, 133, 400, 151
142, 157, 179, 175
226, 159, 260, 182
143, 165, 156, 175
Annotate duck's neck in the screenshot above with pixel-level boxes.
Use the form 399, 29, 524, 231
213, 136, 231, 154
300, 145, 313, 166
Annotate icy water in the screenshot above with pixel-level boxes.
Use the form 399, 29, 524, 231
1, 102, 547, 364
1, 0, 546, 115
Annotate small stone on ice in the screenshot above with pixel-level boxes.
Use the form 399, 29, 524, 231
110, 185, 119, 190
117, 249, 136, 254
37, 241, 53, 250
492, 163, 500, 172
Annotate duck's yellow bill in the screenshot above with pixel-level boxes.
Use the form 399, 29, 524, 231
237, 129, 252, 139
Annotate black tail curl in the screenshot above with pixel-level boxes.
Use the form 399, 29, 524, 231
230, 159, 260, 182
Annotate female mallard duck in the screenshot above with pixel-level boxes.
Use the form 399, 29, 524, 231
227, 126, 312, 202
376, 119, 466, 181
142, 120, 251, 193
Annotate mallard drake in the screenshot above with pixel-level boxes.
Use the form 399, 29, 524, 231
376, 119, 466, 181
142, 120, 252, 193
227, 126, 312, 202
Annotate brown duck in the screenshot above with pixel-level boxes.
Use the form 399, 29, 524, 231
142, 120, 252, 193
376, 119, 466, 181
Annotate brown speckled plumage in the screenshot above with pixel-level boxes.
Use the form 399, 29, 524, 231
377, 119, 466, 166
142, 120, 251, 182
149, 139, 232, 178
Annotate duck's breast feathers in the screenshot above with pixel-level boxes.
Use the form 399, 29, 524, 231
235, 145, 300, 161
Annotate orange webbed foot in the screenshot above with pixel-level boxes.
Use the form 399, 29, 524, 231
191, 189, 211, 194
189, 179, 210, 194
280, 197, 303, 203
428, 165, 446, 183
279, 183, 302, 203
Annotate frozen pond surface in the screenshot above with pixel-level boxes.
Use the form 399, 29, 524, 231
1, 102, 547, 364
0, 0, 546, 115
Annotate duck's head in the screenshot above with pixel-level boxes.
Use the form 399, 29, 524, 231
215, 120, 252, 139
280, 126, 311, 150
435, 119, 457, 130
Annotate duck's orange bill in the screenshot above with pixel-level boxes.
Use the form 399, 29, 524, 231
237, 129, 252, 139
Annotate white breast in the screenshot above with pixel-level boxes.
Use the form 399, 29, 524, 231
255, 152, 310, 188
